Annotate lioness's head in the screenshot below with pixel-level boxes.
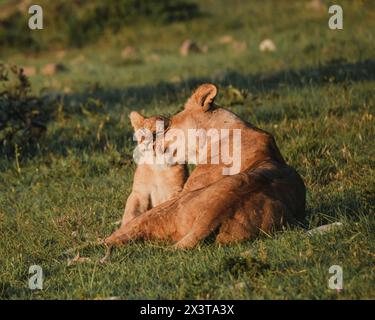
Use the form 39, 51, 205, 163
163, 84, 218, 163
172, 83, 218, 130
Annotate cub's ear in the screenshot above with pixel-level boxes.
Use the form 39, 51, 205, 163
129, 111, 144, 130
188, 83, 217, 111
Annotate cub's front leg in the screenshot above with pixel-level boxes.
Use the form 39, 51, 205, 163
121, 191, 150, 226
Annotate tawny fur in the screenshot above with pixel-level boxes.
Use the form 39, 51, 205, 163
106, 84, 306, 248
121, 112, 188, 226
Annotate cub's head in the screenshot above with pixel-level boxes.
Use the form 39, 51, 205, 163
129, 111, 170, 145
129, 111, 172, 165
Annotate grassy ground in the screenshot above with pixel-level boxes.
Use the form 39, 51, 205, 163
0, 0, 374, 299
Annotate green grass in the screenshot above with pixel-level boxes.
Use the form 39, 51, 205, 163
0, 0, 374, 299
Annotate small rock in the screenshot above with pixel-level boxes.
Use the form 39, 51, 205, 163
180, 40, 202, 56
22, 66, 36, 77
259, 39, 276, 52
306, 0, 325, 11
218, 35, 234, 44
17, 0, 32, 11
121, 46, 137, 60
41, 63, 67, 76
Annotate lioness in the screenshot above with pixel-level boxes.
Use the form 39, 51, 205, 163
120, 111, 188, 226
106, 84, 306, 248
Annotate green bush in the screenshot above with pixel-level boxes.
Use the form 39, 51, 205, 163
0, 0, 200, 50
0, 64, 55, 155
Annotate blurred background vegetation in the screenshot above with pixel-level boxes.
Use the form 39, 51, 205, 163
0, 0, 374, 299
0, 0, 200, 50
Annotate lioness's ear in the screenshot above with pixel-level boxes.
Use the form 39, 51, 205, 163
187, 83, 218, 111
129, 111, 144, 130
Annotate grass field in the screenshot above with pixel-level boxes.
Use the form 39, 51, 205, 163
0, 0, 374, 299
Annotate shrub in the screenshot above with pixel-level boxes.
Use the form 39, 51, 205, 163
0, 64, 54, 155
0, 0, 200, 51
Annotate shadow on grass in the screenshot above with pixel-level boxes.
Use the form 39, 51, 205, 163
5, 58, 373, 161
61, 58, 375, 114
0, 282, 28, 299
307, 188, 374, 224
44, 125, 134, 157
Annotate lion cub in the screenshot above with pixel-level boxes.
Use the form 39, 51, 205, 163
120, 111, 188, 226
